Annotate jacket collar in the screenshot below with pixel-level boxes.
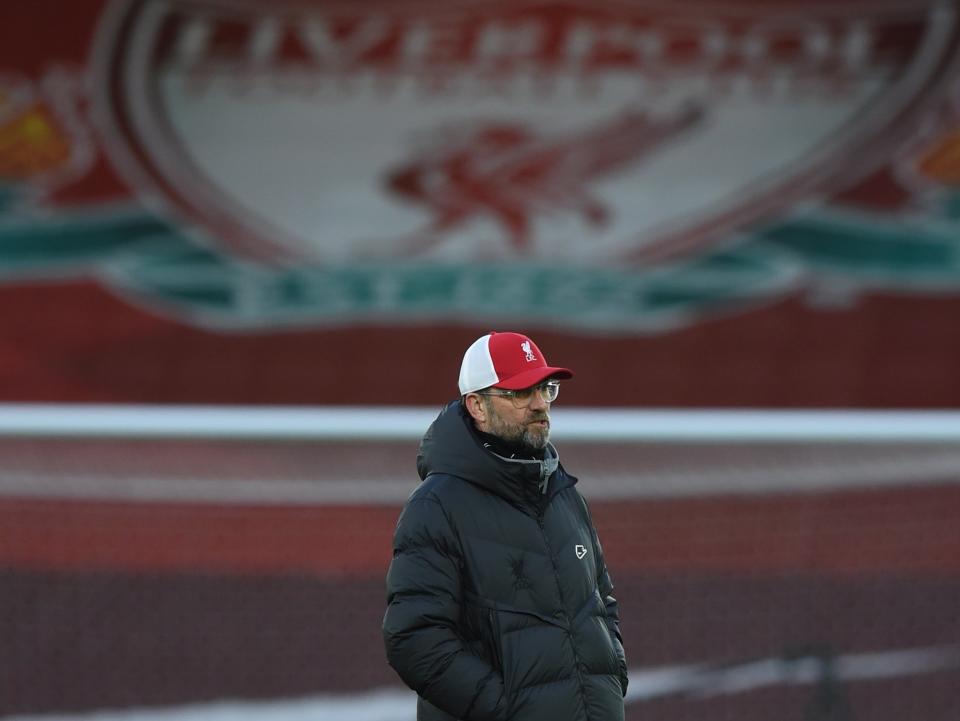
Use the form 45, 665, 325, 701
417, 400, 575, 504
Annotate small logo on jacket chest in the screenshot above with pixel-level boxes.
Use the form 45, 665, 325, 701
575, 545, 588, 560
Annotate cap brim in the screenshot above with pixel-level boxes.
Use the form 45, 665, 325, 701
493, 366, 574, 390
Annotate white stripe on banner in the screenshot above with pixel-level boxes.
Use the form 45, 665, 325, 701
5, 405, 960, 442
3, 645, 957, 721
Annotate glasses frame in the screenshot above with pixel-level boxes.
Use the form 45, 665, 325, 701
476, 379, 561, 407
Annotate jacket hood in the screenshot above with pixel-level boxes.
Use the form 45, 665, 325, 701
416, 400, 572, 504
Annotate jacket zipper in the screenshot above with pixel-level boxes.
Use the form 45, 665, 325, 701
488, 608, 504, 673
536, 506, 590, 720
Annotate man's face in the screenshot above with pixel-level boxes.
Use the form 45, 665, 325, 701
479, 388, 551, 450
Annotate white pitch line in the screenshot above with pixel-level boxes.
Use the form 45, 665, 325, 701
2, 645, 957, 721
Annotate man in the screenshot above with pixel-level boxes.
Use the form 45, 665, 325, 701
383, 331, 628, 721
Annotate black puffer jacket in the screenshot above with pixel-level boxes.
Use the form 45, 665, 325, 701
383, 401, 627, 721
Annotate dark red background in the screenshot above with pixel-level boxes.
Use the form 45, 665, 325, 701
5, 281, 960, 406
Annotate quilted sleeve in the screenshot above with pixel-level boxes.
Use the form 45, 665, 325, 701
383, 494, 507, 721
597, 546, 629, 696
582, 493, 629, 696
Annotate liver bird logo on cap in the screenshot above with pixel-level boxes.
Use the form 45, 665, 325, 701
521, 340, 536, 362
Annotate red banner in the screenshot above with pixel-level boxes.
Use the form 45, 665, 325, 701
1, 0, 959, 406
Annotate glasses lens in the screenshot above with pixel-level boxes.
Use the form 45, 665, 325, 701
539, 381, 560, 403
507, 387, 534, 407
484, 382, 559, 406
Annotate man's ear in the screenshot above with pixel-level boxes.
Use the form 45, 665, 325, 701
464, 393, 486, 424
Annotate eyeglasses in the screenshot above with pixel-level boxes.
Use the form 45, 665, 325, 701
477, 380, 560, 407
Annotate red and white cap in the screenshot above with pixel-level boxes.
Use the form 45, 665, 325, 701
458, 331, 574, 395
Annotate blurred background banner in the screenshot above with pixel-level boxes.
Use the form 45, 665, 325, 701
1, 0, 960, 406
1, 2, 960, 721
